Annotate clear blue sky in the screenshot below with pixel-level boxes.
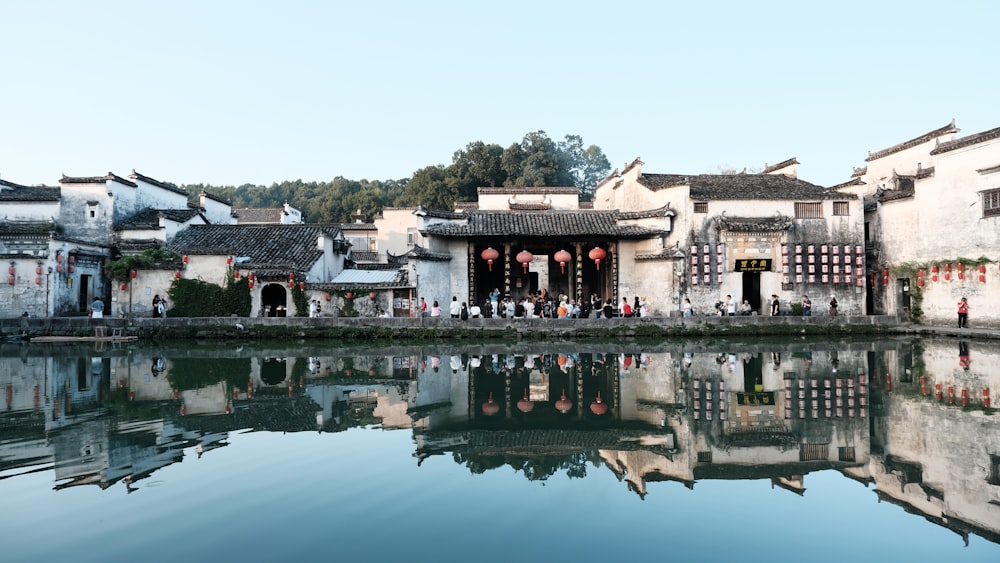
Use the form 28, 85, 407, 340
2, 0, 996, 189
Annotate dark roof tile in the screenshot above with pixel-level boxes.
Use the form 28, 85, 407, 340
114, 208, 203, 231
930, 126, 1000, 155
128, 170, 188, 196
0, 179, 60, 201
422, 210, 667, 239
167, 224, 343, 271
866, 121, 958, 161
60, 172, 138, 188
640, 173, 848, 200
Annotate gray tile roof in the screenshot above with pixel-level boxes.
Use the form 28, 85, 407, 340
866, 120, 958, 162
421, 210, 668, 239
114, 208, 203, 231
128, 170, 189, 196
639, 173, 850, 200
234, 208, 283, 223
477, 187, 579, 195
329, 269, 406, 287
930, 126, 1000, 155
716, 215, 794, 232
0, 219, 56, 236
167, 224, 343, 271
406, 244, 452, 262
60, 172, 137, 188
760, 157, 798, 174
0, 179, 60, 201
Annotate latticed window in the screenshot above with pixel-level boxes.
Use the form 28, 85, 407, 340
833, 201, 849, 216
982, 188, 1000, 217
795, 202, 823, 218
694, 202, 708, 213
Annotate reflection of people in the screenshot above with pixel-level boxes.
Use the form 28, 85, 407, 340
957, 297, 969, 328
90, 297, 105, 319
959, 341, 971, 371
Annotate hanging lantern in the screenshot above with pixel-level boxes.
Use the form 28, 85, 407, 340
68, 255, 75, 264
589, 247, 607, 270
980, 263, 986, 283
120, 283, 127, 291
175, 271, 181, 279
882, 269, 889, 286
554, 249, 572, 274
182, 255, 189, 264
7, 276, 14, 285
300, 281, 306, 291
516, 250, 533, 273
931, 264, 938, 282
131, 270, 137, 279
68, 264, 75, 274
590, 391, 609, 415
957, 262, 964, 280
555, 389, 573, 413
56, 253, 64, 263
7, 264, 14, 276
517, 389, 534, 413
917, 270, 924, 288
482, 392, 500, 416
248, 272, 255, 281
369, 291, 376, 300
35, 276, 42, 285
480, 247, 499, 271
247, 279, 254, 290
234, 270, 240, 280
226, 256, 233, 265
345, 291, 353, 299
56, 263, 63, 273
324, 293, 331, 301
35, 265, 42, 275
945, 263, 951, 281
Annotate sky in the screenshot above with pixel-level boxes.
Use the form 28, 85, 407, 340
1, 0, 997, 190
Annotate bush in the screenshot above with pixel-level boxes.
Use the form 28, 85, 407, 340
167, 273, 251, 317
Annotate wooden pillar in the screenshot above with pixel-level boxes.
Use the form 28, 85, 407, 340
574, 242, 583, 307
503, 242, 512, 299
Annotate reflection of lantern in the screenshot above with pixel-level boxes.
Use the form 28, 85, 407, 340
324, 293, 331, 301
369, 291, 376, 300
482, 392, 500, 416
589, 247, 607, 270
35, 276, 42, 285
56, 253, 64, 263
36, 265, 42, 275
516, 250, 533, 273
56, 264, 63, 273
346, 291, 353, 299
68, 255, 75, 265
68, 264, 75, 274
554, 249, 572, 274
517, 389, 534, 413
7, 264, 14, 276
7, 276, 14, 285
590, 391, 608, 415
555, 389, 573, 413
480, 247, 499, 271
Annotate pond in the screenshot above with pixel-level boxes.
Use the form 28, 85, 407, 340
1, 336, 998, 562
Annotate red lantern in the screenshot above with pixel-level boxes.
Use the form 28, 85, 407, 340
300, 281, 305, 291
7, 276, 14, 285
345, 291, 353, 299
56, 253, 64, 263
182, 255, 189, 264
234, 270, 240, 280
980, 263, 986, 283
945, 263, 951, 281
480, 247, 499, 272
248, 279, 254, 290
554, 249, 572, 274
175, 271, 181, 279
882, 269, 888, 286
68, 265, 74, 274
932, 264, 938, 282
36, 265, 42, 275
35, 276, 42, 285
7, 265, 13, 276
248, 272, 255, 281
482, 392, 500, 416
226, 256, 233, 265
555, 389, 573, 413
984, 388, 991, 408
957, 262, 964, 280
516, 250, 533, 273
131, 270, 137, 279
916, 270, 924, 288
68, 255, 75, 264
120, 283, 127, 291
369, 291, 376, 300
324, 293, 331, 301
590, 391, 608, 415
589, 247, 607, 270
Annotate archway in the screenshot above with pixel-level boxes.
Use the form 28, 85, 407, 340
261, 283, 288, 317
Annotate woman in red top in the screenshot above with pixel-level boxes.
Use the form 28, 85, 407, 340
621, 297, 633, 317
957, 297, 969, 328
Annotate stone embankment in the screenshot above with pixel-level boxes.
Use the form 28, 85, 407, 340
1, 314, 909, 341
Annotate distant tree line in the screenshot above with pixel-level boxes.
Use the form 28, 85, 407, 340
179, 131, 610, 224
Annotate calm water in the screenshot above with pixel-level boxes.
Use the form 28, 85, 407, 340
2, 336, 998, 562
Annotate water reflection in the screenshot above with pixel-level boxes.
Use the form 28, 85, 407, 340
1, 337, 999, 546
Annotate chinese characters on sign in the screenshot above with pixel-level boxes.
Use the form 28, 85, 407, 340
733, 259, 772, 272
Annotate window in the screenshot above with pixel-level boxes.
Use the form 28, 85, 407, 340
838, 447, 856, 462
833, 201, 849, 216
794, 202, 822, 219
406, 228, 417, 245
983, 188, 1000, 217
693, 202, 708, 213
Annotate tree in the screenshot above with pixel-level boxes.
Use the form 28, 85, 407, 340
557, 134, 611, 201
395, 165, 453, 210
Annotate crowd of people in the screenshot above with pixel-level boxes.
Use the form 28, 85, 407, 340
420, 290, 653, 319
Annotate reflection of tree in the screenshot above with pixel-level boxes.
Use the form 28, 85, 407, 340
167, 358, 252, 391
452, 450, 600, 481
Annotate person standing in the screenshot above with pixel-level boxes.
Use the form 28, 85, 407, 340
725, 295, 737, 316
90, 297, 105, 319
420, 297, 427, 317
489, 288, 500, 313
682, 297, 693, 318
152, 295, 162, 318
801, 295, 812, 316
621, 297, 632, 318
449, 296, 461, 318
957, 297, 969, 328
770, 294, 780, 316
430, 300, 442, 317
829, 296, 838, 316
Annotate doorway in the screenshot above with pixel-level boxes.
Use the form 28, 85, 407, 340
78, 274, 92, 313
741, 272, 761, 314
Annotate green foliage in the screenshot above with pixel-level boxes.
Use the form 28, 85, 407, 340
179, 131, 611, 217
167, 269, 251, 317
790, 303, 803, 315
106, 249, 181, 281
291, 282, 308, 317
167, 357, 252, 391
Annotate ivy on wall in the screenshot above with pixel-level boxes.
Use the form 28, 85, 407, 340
105, 249, 181, 281
167, 268, 251, 317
